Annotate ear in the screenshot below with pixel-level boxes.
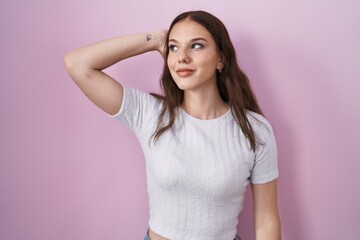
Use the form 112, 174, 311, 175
217, 53, 225, 68
217, 55, 224, 70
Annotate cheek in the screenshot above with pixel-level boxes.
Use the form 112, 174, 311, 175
167, 54, 175, 68
167, 55, 178, 75
199, 52, 218, 65
199, 56, 218, 73
166, 58, 176, 79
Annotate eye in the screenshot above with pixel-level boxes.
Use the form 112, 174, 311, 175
168, 44, 178, 52
191, 43, 203, 50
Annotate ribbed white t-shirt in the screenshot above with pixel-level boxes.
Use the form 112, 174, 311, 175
110, 86, 279, 240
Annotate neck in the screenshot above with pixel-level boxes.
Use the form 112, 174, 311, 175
181, 84, 229, 120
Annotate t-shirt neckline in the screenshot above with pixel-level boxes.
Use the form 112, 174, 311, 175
179, 107, 232, 124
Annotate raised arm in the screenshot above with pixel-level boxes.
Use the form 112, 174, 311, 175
64, 30, 167, 115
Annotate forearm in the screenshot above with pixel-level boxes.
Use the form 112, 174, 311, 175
64, 31, 166, 71
254, 213, 281, 240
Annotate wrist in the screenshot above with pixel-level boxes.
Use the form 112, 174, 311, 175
145, 30, 168, 56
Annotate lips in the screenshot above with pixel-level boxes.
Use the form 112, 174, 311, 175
176, 68, 195, 77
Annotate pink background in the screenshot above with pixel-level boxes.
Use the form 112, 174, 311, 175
1, 0, 359, 239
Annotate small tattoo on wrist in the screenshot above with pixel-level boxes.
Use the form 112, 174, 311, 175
146, 34, 152, 42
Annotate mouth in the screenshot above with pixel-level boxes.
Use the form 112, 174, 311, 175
176, 68, 195, 77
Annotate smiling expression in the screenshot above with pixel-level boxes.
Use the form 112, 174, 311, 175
167, 19, 223, 92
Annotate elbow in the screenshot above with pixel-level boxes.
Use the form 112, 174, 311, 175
63, 52, 92, 81
64, 52, 77, 73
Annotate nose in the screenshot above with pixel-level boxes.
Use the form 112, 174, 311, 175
178, 49, 191, 64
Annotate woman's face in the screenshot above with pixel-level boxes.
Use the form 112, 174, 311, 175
167, 19, 222, 92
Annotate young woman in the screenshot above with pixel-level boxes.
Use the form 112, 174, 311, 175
64, 10, 281, 240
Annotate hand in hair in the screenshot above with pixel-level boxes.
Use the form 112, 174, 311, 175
155, 29, 168, 58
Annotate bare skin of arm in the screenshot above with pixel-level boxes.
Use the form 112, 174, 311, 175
64, 31, 167, 115
252, 179, 281, 240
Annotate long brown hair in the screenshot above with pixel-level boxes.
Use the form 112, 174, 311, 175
151, 10, 263, 151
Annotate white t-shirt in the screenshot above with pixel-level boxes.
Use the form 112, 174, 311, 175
110, 86, 279, 240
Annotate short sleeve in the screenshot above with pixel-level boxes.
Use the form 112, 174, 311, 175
249, 114, 279, 184
108, 86, 162, 136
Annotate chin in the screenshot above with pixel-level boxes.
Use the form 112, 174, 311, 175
174, 82, 195, 91
173, 80, 191, 91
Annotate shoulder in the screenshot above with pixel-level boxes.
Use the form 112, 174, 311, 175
123, 85, 164, 109
246, 111, 273, 132
245, 110, 276, 147
110, 85, 164, 124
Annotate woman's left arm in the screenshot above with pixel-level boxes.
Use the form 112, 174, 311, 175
251, 179, 281, 240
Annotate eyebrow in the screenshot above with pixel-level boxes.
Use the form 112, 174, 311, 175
168, 37, 208, 43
